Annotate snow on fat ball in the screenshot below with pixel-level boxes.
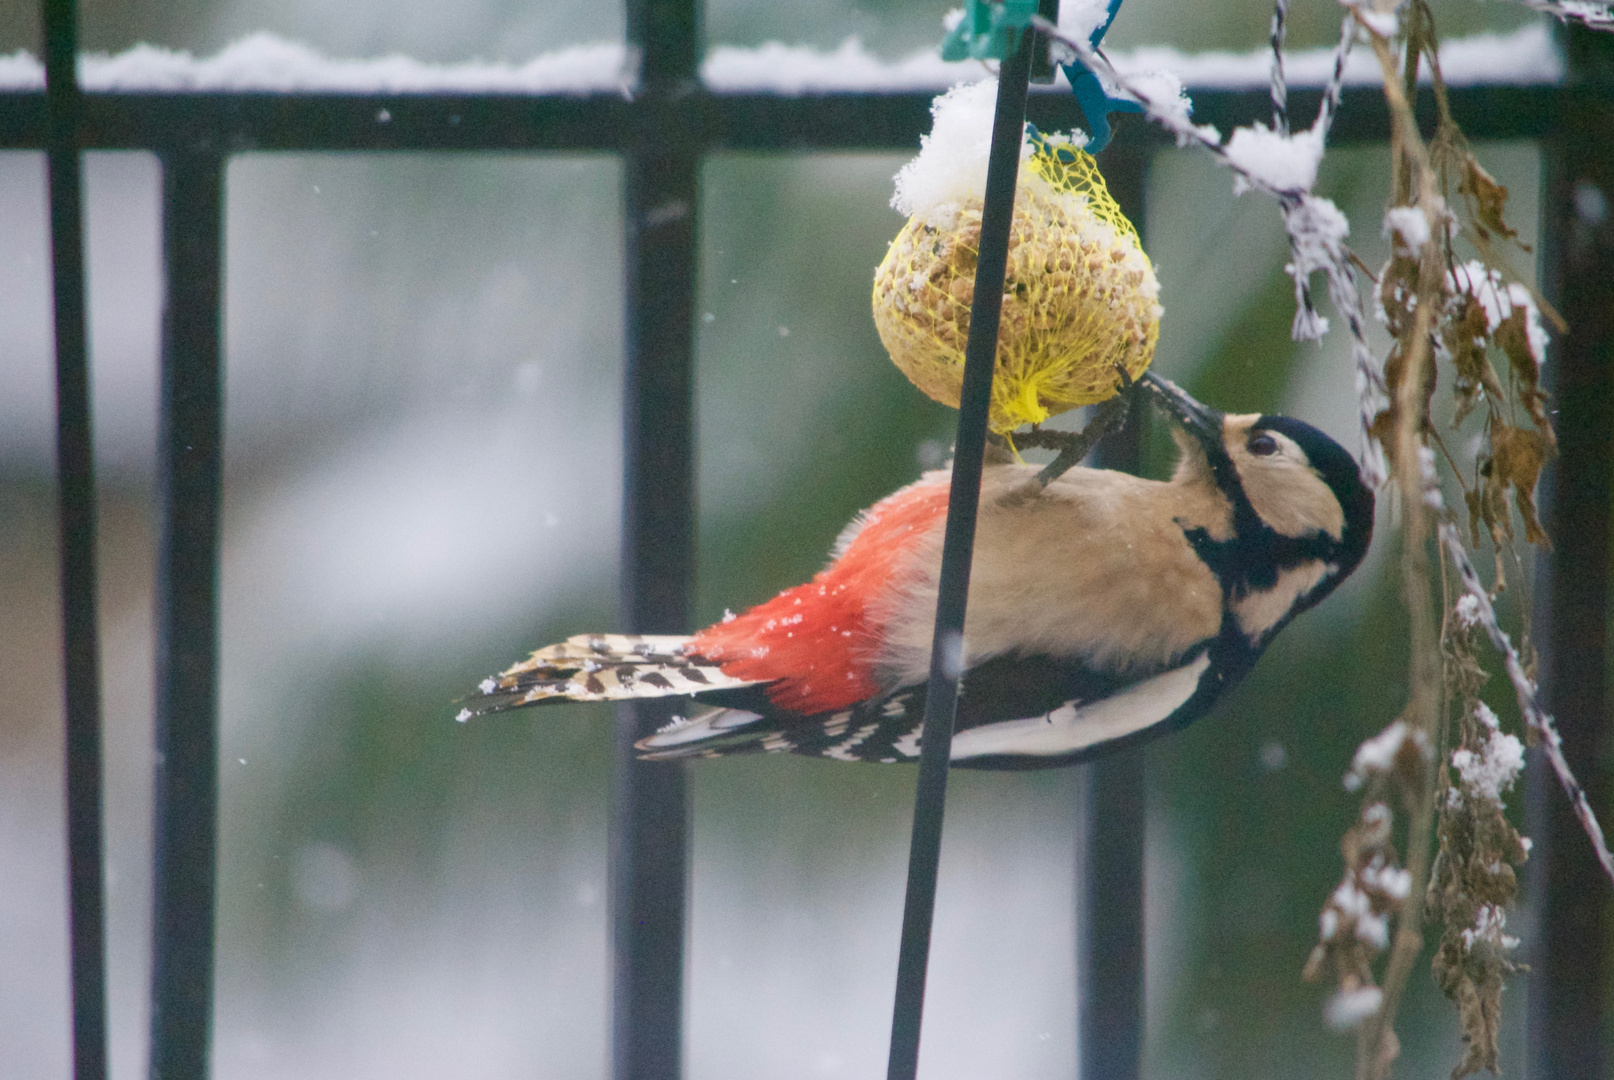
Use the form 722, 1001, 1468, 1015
874, 80, 1161, 434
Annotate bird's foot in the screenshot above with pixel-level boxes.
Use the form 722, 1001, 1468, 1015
1022, 366, 1137, 487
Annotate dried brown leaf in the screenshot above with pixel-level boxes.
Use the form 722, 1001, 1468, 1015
1491, 424, 1552, 548
1459, 156, 1527, 251
1379, 254, 1422, 339
1464, 487, 1486, 549
1494, 308, 1556, 445
1449, 967, 1504, 1079
1444, 295, 1506, 427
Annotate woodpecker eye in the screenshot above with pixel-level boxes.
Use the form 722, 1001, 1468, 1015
1248, 433, 1279, 457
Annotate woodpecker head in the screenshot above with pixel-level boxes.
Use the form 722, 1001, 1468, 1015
1140, 373, 1375, 645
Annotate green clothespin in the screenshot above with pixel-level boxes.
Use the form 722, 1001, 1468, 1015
940, 0, 1041, 62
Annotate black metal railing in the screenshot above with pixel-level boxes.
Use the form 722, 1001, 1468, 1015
41, 2, 106, 1079
16, 0, 1611, 1076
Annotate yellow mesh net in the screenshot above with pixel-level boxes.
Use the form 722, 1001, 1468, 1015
872, 137, 1161, 434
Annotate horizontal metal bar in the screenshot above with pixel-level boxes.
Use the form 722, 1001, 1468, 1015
0, 84, 1568, 152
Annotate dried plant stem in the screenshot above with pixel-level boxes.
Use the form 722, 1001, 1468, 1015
1361, 290, 1441, 1080
1354, 14, 1448, 1078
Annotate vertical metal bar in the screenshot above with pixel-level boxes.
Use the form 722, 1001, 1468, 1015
42, 0, 109, 1076
1076, 145, 1148, 1080
148, 148, 225, 1080
1527, 24, 1613, 1080
885, 31, 1034, 1080
616, 2, 698, 1078
1076, 757, 1144, 1080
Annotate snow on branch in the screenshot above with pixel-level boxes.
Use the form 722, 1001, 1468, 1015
1440, 522, 1614, 886
1503, 0, 1614, 30
1269, 0, 1292, 133
0, 25, 1563, 95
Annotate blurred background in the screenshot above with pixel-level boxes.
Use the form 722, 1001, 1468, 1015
0, 1, 1553, 1077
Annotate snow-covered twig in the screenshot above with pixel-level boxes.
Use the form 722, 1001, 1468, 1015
1031, 13, 1389, 486
1440, 522, 1614, 886
1312, 14, 1355, 147
1502, 0, 1614, 30
1270, 0, 1292, 134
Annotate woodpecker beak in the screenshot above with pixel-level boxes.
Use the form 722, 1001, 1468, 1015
1139, 372, 1224, 449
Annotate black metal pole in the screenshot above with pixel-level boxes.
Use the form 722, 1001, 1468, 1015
614, 2, 699, 1078
148, 148, 225, 1080
885, 30, 1034, 1080
1527, 24, 1613, 1080
1077, 756, 1145, 1080
43, 1, 108, 1077
1076, 145, 1148, 1080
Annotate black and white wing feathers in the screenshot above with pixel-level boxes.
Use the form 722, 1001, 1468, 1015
635, 644, 1233, 769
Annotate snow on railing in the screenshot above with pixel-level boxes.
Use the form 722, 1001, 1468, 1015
0, 24, 1562, 95
0, 33, 633, 94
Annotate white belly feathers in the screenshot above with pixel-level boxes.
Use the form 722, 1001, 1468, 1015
948, 652, 1211, 760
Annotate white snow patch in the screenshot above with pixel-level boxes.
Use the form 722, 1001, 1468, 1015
1108, 23, 1560, 90
1383, 205, 1432, 255
0, 25, 1560, 95
0, 50, 40, 88
0, 33, 631, 94
1331, 879, 1372, 920
1361, 861, 1412, 901
1225, 122, 1325, 194
703, 38, 976, 94
1126, 69, 1194, 132
1324, 986, 1384, 1029
891, 78, 1027, 227
1418, 445, 1444, 510
1059, 0, 1116, 45
1355, 8, 1400, 40
1286, 195, 1351, 274
1452, 728, 1525, 803
1461, 903, 1520, 952
1355, 908, 1389, 949
1448, 259, 1549, 369
1344, 719, 1409, 790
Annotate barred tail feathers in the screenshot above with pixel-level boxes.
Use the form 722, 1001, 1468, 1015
459, 633, 757, 719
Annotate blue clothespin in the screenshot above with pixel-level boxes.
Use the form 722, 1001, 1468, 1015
939, 1, 1143, 153
1058, 0, 1143, 153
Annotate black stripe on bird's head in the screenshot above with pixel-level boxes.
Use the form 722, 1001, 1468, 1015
1140, 374, 1376, 636
1246, 414, 1375, 575
1217, 412, 1377, 644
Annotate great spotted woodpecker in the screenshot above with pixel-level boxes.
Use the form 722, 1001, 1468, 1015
462, 375, 1373, 769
